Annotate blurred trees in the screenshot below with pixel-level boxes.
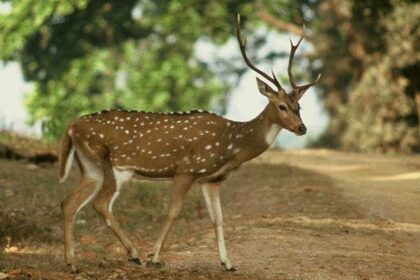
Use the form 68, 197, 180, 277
309, 0, 419, 153
262, 0, 419, 153
0, 0, 418, 153
0, 0, 256, 139
339, 2, 419, 153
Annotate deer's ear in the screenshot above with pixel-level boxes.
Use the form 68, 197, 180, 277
256, 78, 277, 99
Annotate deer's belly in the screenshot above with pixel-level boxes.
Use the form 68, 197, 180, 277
197, 159, 241, 183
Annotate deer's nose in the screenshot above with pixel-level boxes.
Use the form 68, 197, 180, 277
297, 124, 307, 135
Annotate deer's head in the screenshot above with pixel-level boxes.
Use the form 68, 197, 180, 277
236, 14, 320, 135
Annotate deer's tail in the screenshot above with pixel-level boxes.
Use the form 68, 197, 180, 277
59, 126, 75, 183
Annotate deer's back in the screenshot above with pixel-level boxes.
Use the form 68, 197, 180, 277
68, 110, 238, 179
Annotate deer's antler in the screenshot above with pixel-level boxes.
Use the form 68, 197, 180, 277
288, 31, 321, 92
235, 14, 284, 91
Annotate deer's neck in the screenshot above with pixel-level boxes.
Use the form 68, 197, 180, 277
232, 104, 282, 160
252, 104, 282, 146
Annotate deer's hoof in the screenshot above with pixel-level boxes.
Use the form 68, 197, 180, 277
67, 264, 80, 274
221, 262, 236, 272
146, 260, 165, 269
129, 257, 142, 265
226, 266, 237, 272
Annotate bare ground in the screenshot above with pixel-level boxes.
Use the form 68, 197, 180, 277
0, 149, 420, 279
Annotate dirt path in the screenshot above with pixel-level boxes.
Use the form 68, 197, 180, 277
1, 150, 420, 279
259, 149, 420, 224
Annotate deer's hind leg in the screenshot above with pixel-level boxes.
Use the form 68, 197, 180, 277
61, 149, 103, 272
91, 165, 140, 264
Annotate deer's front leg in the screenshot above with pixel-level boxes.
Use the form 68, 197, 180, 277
147, 175, 194, 267
201, 184, 215, 223
207, 183, 235, 271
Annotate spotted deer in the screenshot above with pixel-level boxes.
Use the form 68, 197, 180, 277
59, 14, 320, 272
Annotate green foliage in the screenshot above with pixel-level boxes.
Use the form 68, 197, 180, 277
1, 0, 256, 139
0, 0, 89, 61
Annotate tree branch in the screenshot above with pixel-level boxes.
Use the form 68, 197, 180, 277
257, 10, 310, 41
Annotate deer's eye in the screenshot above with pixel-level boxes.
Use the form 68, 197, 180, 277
278, 104, 288, 112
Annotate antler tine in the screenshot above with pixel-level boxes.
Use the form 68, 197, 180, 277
304, 73, 322, 88
235, 14, 283, 90
288, 35, 304, 89
288, 26, 321, 90
271, 68, 282, 90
